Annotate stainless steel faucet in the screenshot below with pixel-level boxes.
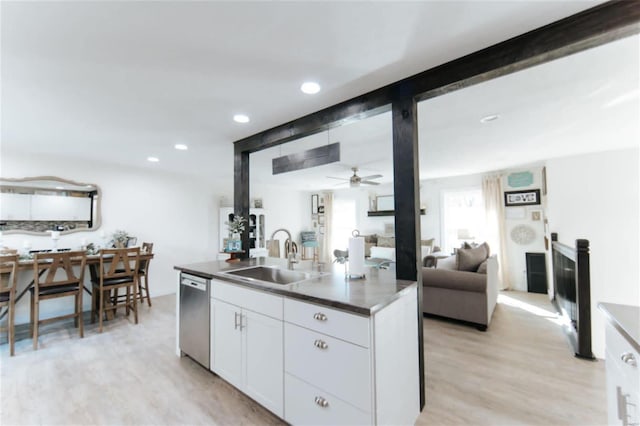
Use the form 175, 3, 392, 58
270, 228, 298, 270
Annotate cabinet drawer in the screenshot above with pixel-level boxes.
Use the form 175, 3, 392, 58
285, 373, 371, 426
605, 323, 640, 392
212, 280, 283, 320
284, 322, 371, 412
284, 298, 369, 347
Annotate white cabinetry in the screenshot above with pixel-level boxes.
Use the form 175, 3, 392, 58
605, 321, 639, 426
31, 194, 91, 221
210, 279, 283, 417
283, 289, 419, 425
0, 193, 31, 220
205, 275, 420, 425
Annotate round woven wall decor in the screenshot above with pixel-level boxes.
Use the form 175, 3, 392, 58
510, 224, 536, 245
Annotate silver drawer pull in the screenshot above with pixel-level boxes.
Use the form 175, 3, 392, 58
314, 339, 328, 349
313, 312, 327, 321
314, 396, 329, 408
621, 352, 637, 367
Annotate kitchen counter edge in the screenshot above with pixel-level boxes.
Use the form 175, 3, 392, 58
598, 302, 640, 354
174, 260, 417, 317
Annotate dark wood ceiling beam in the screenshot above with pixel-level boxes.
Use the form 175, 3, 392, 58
234, 0, 640, 154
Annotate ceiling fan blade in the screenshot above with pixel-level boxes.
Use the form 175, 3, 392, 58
361, 180, 380, 186
359, 174, 382, 180
327, 176, 349, 181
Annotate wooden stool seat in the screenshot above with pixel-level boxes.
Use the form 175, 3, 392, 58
0, 251, 19, 356
91, 247, 140, 333
31, 250, 87, 350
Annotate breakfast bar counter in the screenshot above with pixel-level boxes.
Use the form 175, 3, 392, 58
174, 257, 416, 316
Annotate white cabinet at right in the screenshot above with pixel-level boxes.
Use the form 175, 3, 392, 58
283, 286, 419, 426
605, 320, 639, 426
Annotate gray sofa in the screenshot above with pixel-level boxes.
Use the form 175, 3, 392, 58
421, 243, 499, 330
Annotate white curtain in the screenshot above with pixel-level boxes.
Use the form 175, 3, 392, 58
320, 192, 333, 264
482, 174, 510, 290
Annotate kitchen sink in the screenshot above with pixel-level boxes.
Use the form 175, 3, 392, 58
222, 266, 316, 286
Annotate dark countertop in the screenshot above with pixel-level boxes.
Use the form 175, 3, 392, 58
598, 302, 640, 353
174, 257, 417, 316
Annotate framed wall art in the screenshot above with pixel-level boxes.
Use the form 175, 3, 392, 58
504, 189, 541, 206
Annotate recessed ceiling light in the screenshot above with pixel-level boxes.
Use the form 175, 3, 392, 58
480, 114, 500, 123
147, 156, 159, 162
174, 144, 188, 150
301, 81, 321, 95
55, 186, 64, 190
233, 114, 250, 123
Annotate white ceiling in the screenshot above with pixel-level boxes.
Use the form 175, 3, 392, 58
5, 0, 635, 190
251, 34, 640, 190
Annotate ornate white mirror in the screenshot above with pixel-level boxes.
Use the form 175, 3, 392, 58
0, 176, 101, 235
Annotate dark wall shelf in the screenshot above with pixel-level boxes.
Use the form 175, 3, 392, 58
368, 209, 426, 217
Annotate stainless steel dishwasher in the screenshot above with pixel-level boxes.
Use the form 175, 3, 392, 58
179, 273, 210, 368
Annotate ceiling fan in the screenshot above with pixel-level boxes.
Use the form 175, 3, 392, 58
327, 167, 382, 188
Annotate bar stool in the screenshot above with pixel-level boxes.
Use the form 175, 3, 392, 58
91, 247, 140, 333
30, 251, 87, 350
137, 242, 153, 307
0, 252, 19, 356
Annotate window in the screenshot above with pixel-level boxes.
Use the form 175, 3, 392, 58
441, 188, 485, 253
331, 197, 356, 251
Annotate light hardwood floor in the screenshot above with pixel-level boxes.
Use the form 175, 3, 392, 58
0, 291, 606, 425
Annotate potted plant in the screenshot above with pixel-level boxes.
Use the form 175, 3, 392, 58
225, 215, 246, 252
112, 229, 130, 248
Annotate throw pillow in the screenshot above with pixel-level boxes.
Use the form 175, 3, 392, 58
457, 243, 489, 272
476, 259, 488, 274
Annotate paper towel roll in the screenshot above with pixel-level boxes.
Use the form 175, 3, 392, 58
348, 236, 365, 277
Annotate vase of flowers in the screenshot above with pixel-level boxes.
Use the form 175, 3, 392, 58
225, 215, 246, 252
112, 229, 130, 248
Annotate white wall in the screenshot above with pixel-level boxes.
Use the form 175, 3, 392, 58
243, 184, 308, 256
501, 167, 546, 291
1, 152, 225, 324
546, 147, 640, 359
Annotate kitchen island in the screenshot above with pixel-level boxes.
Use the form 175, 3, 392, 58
174, 257, 420, 425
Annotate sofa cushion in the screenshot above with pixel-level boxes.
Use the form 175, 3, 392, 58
364, 242, 375, 257
370, 246, 395, 261
436, 255, 457, 270
457, 243, 489, 272
422, 268, 487, 293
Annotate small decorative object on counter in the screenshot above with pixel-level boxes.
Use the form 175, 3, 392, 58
225, 215, 246, 252
85, 243, 98, 255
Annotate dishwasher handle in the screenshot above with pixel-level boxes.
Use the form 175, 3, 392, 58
181, 276, 208, 292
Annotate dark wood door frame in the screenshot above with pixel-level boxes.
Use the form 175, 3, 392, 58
233, 1, 640, 410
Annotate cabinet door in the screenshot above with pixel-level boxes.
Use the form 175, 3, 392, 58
243, 309, 284, 417
31, 194, 91, 221
0, 193, 31, 220
211, 299, 243, 389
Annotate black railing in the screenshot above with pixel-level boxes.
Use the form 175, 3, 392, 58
551, 233, 594, 359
